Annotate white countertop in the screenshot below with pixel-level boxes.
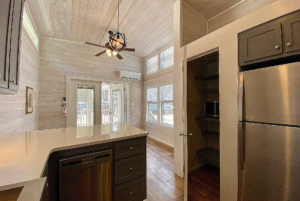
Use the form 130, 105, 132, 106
0, 123, 148, 187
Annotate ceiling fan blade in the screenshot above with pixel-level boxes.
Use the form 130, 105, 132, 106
85, 42, 106, 48
122, 48, 135, 52
95, 50, 106, 56
116, 53, 123, 60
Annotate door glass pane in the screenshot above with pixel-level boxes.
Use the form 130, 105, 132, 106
148, 103, 158, 122
101, 84, 111, 124
77, 85, 94, 127
112, 90, 121, 123
162, 102, 174, 126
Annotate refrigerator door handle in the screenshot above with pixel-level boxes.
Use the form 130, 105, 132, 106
238, 73, 244, 121
238, 122, 245, 171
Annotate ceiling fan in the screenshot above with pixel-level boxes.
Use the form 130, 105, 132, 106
85, 0, 135, 60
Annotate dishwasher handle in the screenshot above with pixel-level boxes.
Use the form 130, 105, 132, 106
59, 149, 112, 169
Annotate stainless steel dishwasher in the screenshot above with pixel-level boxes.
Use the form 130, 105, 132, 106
58, 149, 112, 201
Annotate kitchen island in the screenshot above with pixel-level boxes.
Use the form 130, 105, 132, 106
0, 123, 148, 201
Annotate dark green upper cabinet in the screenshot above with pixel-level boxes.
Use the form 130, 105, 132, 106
283, 11, 300, 53
238, 9, 300, 69
9, 0, 25, 91
239, 22, 283, 63
0, 0, 12, 89
0, 0, 24, 94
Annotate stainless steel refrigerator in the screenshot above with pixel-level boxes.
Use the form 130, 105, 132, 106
238, 62, 300, 201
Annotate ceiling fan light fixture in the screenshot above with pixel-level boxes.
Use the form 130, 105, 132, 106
113, 51, 118, 56
106, 49, 112, 57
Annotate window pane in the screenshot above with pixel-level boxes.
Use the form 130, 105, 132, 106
161, 57, 174, 69
161, 46, 174, 60
147, 55, 158, 74
23, 7, 39, 49
147, 87, 157, 102
160, 85, 173, 101
162, 102, 173, 125
161, 46, 174, 69
148, 103, 157, 122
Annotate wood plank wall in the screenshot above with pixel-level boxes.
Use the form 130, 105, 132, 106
0, 29, 39, 135
143, 57, 174, 147
208, 0, 278, 33
182, 2, 208, 46
38, 38, 143, 130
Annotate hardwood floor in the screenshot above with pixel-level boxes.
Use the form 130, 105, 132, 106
146, 137, 220, 201
147, 137, 184, 201
188, 165, 220, 201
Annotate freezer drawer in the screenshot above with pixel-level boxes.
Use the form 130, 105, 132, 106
240, 62, 300, 126
238, 122, 300, 201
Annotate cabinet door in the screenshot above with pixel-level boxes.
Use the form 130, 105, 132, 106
9, 0, 24, 91
239, 21, 283, 65
283, 11, 300, 53
0, 0, 13, 89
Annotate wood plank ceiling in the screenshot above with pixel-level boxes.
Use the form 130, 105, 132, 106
26, 0, 175, 59
183, 0, 242, 19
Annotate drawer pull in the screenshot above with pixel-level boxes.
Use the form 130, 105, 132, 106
129, 192, 133, 195
129, 167, 133, 171
275, 45, 280, 49
129, 147, 134, 150
287, 42, 292, 47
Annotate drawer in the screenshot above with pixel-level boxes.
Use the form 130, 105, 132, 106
114, 176, 146, 201
115, 137, 146, 160
115, 154, 146, 185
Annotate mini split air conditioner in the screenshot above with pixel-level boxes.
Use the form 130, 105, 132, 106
119, 70, 141, 81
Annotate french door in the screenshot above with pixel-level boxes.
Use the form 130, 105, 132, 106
69, 80, 101, 127
101, 83, 125, 124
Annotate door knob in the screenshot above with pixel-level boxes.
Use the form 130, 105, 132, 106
179, 133, 184, 136
287, 43, 292, 47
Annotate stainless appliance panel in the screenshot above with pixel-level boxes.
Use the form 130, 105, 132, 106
239, 122, 300, 201
242, 62, 300, 126
59, 150, 112, 201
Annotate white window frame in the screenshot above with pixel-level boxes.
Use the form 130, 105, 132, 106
146, 55, 159, 75
146, 87, 158, 123
23, 3, 39, 50
160, 46, 174, 70
159, 84, 174, 127
146, 45, 174, 76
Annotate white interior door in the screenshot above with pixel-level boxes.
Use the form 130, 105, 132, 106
182, 46, 189, 201
69, 80, 101, 127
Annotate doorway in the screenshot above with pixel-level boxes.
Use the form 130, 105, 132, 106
101, 83, 125, 124
67, 79, 127, 128
186, 51, 220, 200
68, 80, 101, 127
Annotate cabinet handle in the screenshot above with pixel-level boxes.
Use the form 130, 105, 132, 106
129, 192, 133, 195
9, 80, 15, 84
129, 147, 134, 150
275, 45, 280, 49
287, 43, 292, 47
129, 167, 133, 171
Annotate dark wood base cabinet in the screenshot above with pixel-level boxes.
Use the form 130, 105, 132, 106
42, 137, 147, 201
238, 9, 300, 69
